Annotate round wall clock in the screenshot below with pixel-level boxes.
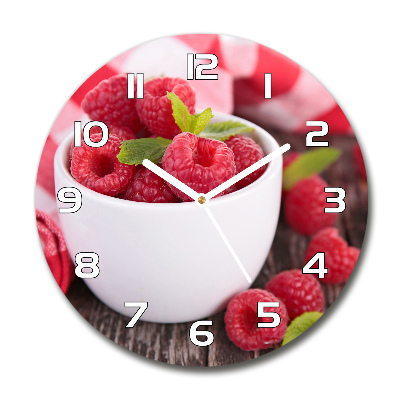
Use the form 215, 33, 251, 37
35, 33, 368, 366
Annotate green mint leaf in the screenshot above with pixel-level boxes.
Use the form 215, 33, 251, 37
167, 92, 213, 135
282, 312, 323, 345
117, 137, 172, 166
199, 120, 254, 141
167, 91, 192, 132
282, 147, 342, 191
189, 107, 213, 135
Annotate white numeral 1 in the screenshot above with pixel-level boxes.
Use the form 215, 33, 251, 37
303, 252, 327, 278
187, 53, 218, 80
325, 187, 346, 213
189, 321, 214, 346
57, 187, 82, 213
127, 73, 144, 99
257, 302, 281, 328
306, 121, 329, 147
75, 252, 100, 278
124, 302, 148, 327
264, 73, 272, 99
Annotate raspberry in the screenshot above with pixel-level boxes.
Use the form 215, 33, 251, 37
304, 227, 360, 284
71, 133, 135, 196
224, 289, 288, 351
225, 135, 266, 189
81, 74, 143, 134
353, 143, 367, 180
136, 77, 196, 139
162, 132, 236, 201
265, 270, 325, 320
284, 175, 338, 235
123, 166, 178, 203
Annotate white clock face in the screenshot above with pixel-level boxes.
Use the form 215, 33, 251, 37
35, 33, 368, 366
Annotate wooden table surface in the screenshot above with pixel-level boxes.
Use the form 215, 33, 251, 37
66, 128, 368, 367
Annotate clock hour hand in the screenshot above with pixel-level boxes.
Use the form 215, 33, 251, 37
205, 143, 291, 200
142, 159, 200, 202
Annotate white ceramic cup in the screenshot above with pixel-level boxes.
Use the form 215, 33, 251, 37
54, 112, 282, 323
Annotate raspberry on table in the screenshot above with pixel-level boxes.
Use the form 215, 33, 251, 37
283, 175, 338, 235
265, 269, 325, 320
304, 227, 360, 284
225, 135, 266, 189
162, 132, 236, 201
81, 74, 143, 134
71, 133, 135, 196
123, 166, 179, 203
224, 289, 288, 351
136, 77, 196, 139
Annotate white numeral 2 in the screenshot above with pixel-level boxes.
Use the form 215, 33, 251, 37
257, 302, 281, 328
306, 121, 329, 147
325, 187, 346, 213
124, 302, 148, 327
187, 53, 218, 80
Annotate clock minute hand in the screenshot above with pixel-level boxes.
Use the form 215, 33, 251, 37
142, 159, 200, 202
205, 143, 291, 200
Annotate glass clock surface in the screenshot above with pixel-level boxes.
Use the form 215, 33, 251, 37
35, 33, 368, 366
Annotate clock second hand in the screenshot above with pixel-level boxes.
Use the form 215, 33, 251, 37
203, 204, 252, 283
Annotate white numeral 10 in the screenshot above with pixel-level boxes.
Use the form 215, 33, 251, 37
187, 53, 218, 80
74, 121, 109, 147
75, 252, 100, 278
57, 187, 82, 213
257, 302, 281, 328
189, 321, 214, 346
303, 252, 327, 278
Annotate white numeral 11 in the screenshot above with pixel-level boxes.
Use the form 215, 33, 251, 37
127, 73, 144, 99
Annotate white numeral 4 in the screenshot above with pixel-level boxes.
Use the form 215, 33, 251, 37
189, 321, 214, 346
306, 121, 329, 147
124, 302, 148, 328
325, 187, 346, 213
303, 252, 327, 278
257, 302, 281, 328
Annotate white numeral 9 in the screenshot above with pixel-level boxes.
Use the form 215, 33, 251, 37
306, 121, 329, 147
257, 302, 281, 328
75, 252, 100, 278
325, 187, 346, 213
57, 187, 82, 213
187, 53, 218, 80
189, 321, 214, 346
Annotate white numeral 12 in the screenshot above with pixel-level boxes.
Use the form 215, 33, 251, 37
187, 53, 218, 80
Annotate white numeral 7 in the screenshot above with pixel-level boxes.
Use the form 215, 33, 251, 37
124, 302, 148, 328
